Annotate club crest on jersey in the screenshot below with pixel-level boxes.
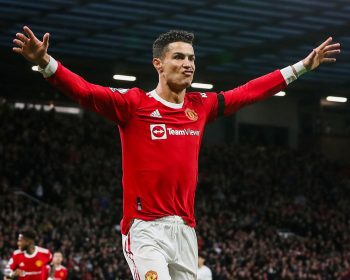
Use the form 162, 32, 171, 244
19, 262, 24, 267
35, 260, 43, 267
109, 87, 129, 94
145, 270, 158, 280
185, 108, 198, 121
150, 124, 167, 140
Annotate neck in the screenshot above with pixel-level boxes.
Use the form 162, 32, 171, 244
155, 81, 186, 104
26, 245, 35, 254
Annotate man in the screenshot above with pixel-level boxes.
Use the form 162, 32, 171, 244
197, 255, 212, 280
43, 252, 67, 280
4, 229, 52, 280
12, 27, 340, 280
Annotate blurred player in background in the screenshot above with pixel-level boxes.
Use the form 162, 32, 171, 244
43, 252, 67, 280
4, 229, 52, 280
197, 254, 212, 280
12, 26, 340, 280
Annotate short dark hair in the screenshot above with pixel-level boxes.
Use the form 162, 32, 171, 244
19, 229, 36, 240
152, 30, 194, 58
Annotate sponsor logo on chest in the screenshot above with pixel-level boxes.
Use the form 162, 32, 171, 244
150, 124, 200, 140
150, 124, 167, 140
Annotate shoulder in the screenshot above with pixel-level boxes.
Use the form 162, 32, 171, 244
186, 91, 217, 104
9, 250, 22, 264
108, 87, 143, 95
13, 249, 23, 256
203, 265, 212, 275
11, 250, 23, 261
37, 246, 51, 256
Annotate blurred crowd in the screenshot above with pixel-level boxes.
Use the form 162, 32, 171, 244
1, 103, 350, 279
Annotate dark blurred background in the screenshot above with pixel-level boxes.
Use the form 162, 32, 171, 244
1, 1, 350, 279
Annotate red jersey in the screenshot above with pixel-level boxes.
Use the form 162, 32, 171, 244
6, 246, 52, 280
43, 265, 68, 280
47, 62, 286, 234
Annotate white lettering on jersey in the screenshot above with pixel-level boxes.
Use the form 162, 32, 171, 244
150, 124, 200, 140
109, 88, 129, 94
167, 128, 200, 136
150, 124, 167, 140
200, 92, 207, 98
150, 109, 162, 118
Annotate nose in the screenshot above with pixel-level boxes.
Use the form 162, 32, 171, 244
183, 58, 193, 68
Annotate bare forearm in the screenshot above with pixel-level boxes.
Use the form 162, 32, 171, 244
38, 53, 50, 69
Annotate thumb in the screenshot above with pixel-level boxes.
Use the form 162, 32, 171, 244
309, 49, 316, 60
43, 33, 50, 47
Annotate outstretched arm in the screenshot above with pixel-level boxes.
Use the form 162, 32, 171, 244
12, 26, 140, 124
218, 37, 341, 117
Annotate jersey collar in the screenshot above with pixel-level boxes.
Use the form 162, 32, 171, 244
149, 90, 184, 109
24, 246, 38, 258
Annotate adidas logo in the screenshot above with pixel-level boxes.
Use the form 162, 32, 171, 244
150, 109, 162, 118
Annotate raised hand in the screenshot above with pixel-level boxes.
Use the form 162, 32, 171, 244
303, 37, 340, 71
13, 26, 50, 68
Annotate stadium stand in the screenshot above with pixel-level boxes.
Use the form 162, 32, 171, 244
1, 103, 350, 279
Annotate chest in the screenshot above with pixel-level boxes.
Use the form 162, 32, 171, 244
134, 105, 205, 144
19, 257, 45, 270
54, 269, 66, 279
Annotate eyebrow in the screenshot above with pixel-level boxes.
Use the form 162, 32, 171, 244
172, 52, 195, 57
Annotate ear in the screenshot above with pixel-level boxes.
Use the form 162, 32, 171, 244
152, 58, 163, 73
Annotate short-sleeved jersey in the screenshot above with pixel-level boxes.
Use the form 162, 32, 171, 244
6, 246, 52, 280
47, 63, 286, 234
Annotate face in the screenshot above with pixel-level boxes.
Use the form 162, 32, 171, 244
17, 234, 30, 251
153, 41, 195, 91
53, 252, 63, 265
198, 256, 205, 267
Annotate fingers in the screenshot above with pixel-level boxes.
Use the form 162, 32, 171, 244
324, 43, 341, 52
23, 26, 36, 40
13, 38, 25, 48
12, 47, 23, 54
325, 50, 340, 57
43, 33, 50, 47
13, 35, 26, 53
322, 58, 336, 63
16, 32, 29, 43
318, 36, 333, 50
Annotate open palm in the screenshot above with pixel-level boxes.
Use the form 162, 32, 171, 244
13, 26, 50, 66
303, 37, 340, 71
